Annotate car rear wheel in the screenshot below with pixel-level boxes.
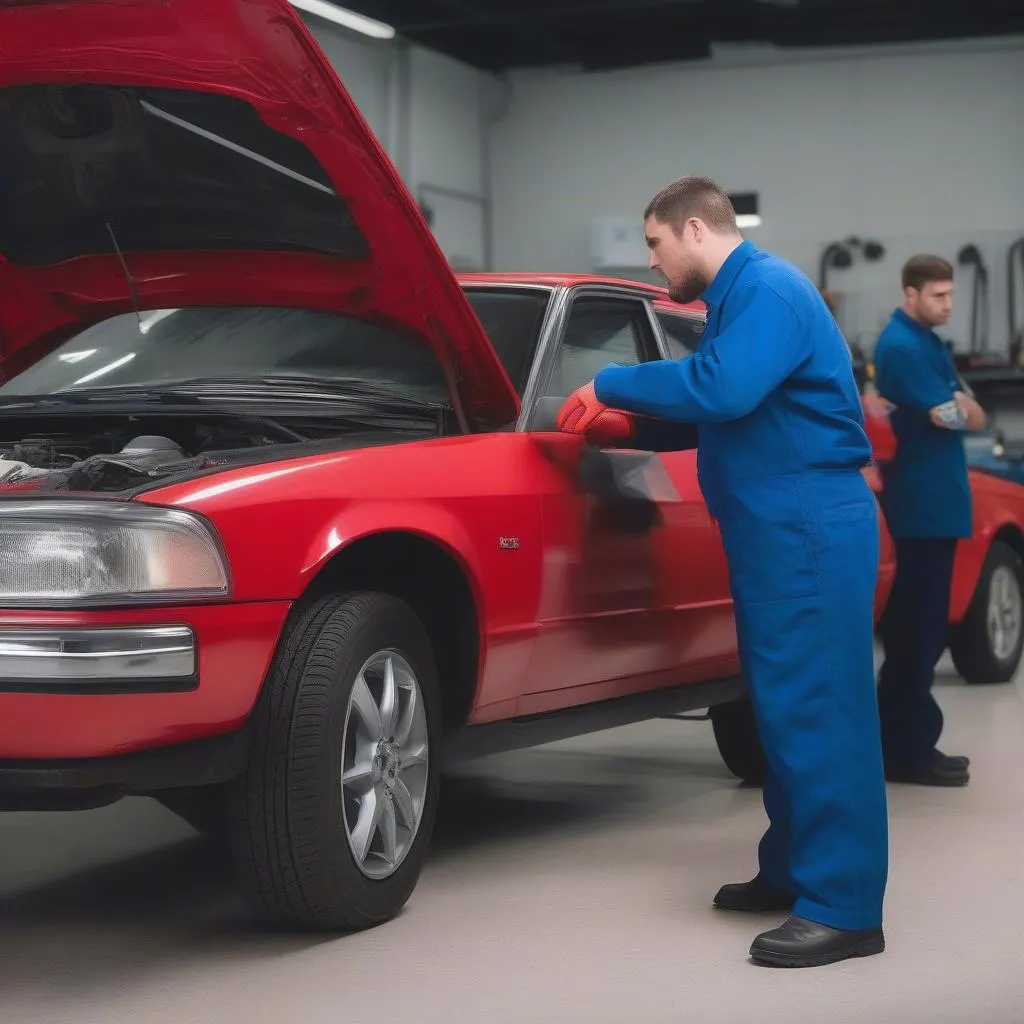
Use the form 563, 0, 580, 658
950, 540, 1024, 685
228, 591, 441, 931
710, 696, 766, 786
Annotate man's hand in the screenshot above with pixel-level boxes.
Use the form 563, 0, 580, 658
929, 391, 986, 431
954, 390, 987, 430
556, 382, 636, 447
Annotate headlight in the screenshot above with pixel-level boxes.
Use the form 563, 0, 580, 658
0, 501, 230, 607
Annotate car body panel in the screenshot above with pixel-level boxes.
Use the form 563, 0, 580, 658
0, 0, 518, 426
0, 601, 289, 759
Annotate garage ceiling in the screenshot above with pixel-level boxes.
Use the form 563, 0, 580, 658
316, 0, 1024, 71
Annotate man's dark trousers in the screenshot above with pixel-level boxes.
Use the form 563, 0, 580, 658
876, 537, 958, 769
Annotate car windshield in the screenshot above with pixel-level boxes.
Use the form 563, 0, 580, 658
0, 306, 449, 402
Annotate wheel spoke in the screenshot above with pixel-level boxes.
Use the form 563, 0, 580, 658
342, 756, 376, 795
343, 648, 429, 881
379, 657, 398, 738
351, 783, 385, 863
379, 796, 398, 867
350, 673, 383, 740
402, 742, 428, 771
395, 684, 418, 748
392, 778, 417, 829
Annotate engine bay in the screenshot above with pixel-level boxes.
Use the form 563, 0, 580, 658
0, 411, 418, 494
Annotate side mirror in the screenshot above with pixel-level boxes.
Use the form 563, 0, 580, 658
527, 395, 565, 432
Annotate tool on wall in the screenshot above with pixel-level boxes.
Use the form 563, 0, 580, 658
1007, 237, 1024, 366
957, 243, 990, 356
818, 237, 885, 393
817, 236, 886, 292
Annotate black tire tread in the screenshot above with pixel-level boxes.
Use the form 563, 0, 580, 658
710, 696, 766, 786
228, 591, 433, 931
950, 540, 1024, 686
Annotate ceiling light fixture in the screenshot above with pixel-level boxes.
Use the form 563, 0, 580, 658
289, 0, 396, 40
729, 193, 761, 230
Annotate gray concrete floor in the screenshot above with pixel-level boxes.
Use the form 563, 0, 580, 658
2, 652, 1022, 1024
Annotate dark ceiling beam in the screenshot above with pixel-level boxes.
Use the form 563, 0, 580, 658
396, 0, 701, 32
327, 0, 1024, 71
409, 0, 583, 63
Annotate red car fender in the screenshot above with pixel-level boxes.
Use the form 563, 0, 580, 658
298, 499, 487, 600
297, 498, 491, 665
951, 474, 1024, 623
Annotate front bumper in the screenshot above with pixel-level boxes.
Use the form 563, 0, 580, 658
0, 625, 198, 694
0, 601, 291, 761
0, 727, 251, 811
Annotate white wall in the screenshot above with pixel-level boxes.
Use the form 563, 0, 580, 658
304, 20, 494, 271
407, 47, 490, 270
490, 37, 1024, 355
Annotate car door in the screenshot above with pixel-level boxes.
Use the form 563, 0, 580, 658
515, 286, 730, 711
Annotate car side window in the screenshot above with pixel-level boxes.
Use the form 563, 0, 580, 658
656, 310, 705, 360
543, 297, 648, 398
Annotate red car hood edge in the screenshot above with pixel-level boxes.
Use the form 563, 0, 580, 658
0, 0, 519, 427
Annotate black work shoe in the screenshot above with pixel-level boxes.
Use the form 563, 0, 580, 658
936, 750, 970, 770
886, 750, 969, 786
713, 875, 795, 913
750, 916, 885, 968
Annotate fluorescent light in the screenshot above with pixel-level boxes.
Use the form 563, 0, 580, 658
73, 353, 136, 386
289, 0, 396, 39
58, 349, 97, 364
736, 214, 762, 229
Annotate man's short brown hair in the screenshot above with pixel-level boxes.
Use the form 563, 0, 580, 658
902, 254, 954, 292
644, 175, 738, 235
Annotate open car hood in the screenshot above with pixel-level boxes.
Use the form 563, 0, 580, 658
0, 0, 519, 427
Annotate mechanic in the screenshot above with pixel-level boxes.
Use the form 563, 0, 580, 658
556, 176, 888, 969
872, 255, 985, 787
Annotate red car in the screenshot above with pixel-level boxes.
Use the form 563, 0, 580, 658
859, 396, 1024, 685
0, 0, 1019, 934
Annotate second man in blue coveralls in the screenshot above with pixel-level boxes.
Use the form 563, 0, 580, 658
556, 176, 889, 968
873, 255, 985, 787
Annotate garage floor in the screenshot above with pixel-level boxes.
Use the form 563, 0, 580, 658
2, 653, 1022, 1024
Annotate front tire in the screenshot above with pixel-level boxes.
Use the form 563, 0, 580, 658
950, 540, 1024, 685
228, 592, 441, 932
710, 696, 766, 786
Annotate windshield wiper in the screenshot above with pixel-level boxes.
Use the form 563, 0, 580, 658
0, 390, 202, 408
45, 376, 451, 412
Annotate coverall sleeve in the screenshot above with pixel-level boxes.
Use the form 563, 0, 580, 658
873, 340, 955, 413
592, 283, 808, 423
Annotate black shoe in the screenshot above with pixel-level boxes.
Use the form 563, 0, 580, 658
713, 875, 795, 913
885, 749, 969, 786
750, 916, 885, 968
936, 750, 970, 770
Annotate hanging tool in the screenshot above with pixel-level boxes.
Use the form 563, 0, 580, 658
957, 243, 990, 357
1007, 237, 1024, 366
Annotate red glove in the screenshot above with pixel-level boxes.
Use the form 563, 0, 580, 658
556, 382, 635, 446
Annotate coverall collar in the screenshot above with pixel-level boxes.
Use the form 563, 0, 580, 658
700, 238, 757, 310
891, 306, 944, 344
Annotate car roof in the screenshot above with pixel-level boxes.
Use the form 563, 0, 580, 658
457, 272, 706, 316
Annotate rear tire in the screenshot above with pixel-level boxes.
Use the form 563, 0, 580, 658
710, 696, 766, 786
950, 540, 1024, 685
227, 591, 441, 932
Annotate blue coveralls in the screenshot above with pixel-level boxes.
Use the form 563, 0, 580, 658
872, 310, 973, 770
594, 240, 889, 931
